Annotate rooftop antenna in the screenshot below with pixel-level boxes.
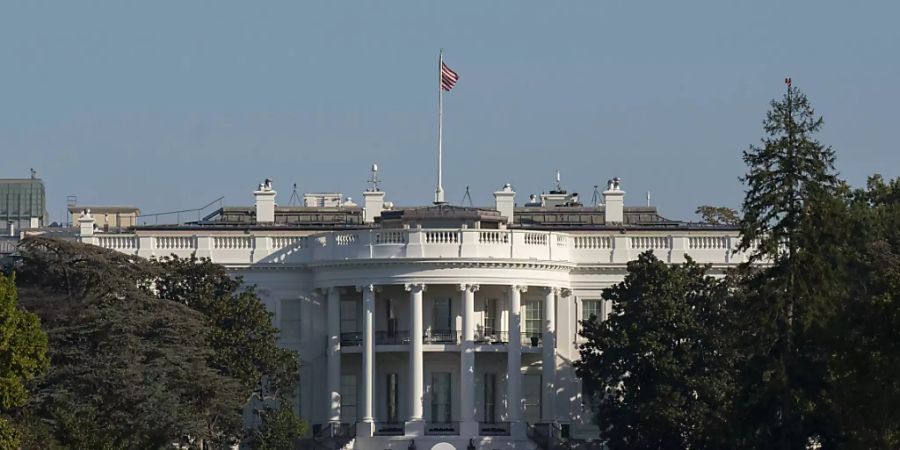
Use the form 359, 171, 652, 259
646, 191, 651, 207
367, 163, 381, 192
288, 183, 302, 206
591, 185, 602, 207
30, 168, 36, 179
461, 186, 473, 207
555, 170, 562, 191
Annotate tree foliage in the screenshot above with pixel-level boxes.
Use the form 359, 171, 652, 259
12, 237, 303, 449
575, 252, 737, 449
0, 273, 49, 450
695, 205, 740, 226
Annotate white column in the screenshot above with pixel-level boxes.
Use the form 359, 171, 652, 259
359, 285, 376, 428
326, 287, 341, 424
406, 283, 426, 435
508, 285, 527, 436
541, 287, 558, 424
460, 284, 479, 436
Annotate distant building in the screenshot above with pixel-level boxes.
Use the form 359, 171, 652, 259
68, 206, 141, 231
0, 177, 48, 230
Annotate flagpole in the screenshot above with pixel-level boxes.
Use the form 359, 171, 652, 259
435, 49, 445, 204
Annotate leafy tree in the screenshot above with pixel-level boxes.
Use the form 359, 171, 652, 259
735, 82, 841, 448
575, 251, 737, 450
13, 237, 247, 449
246, 403, 309, 450
821, 175, 900, 448
0, 273, 49, 450
695, 205, 740, 226
151, 255, 301, 411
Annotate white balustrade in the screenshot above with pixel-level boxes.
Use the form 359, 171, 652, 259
213, 236, 252, 249
98, 235, 137, 250
84, 229, 748, 267
631, 236, 671, 250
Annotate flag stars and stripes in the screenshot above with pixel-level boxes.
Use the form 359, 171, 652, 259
441, 62, 459, 91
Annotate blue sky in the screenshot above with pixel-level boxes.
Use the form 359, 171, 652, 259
2, 1, 898, 224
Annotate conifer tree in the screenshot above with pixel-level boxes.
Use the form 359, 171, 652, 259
735, 80, 840, 449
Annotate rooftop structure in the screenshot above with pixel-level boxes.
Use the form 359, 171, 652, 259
1, 175, 48, 230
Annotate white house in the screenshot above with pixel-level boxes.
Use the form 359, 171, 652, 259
78, 175, 745, 450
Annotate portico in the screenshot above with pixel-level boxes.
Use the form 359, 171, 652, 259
323, 281, 565, 439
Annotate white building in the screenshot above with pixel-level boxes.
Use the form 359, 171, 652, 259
78, 175, 745, 450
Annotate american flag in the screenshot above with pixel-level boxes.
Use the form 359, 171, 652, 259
441, 62, 459, 91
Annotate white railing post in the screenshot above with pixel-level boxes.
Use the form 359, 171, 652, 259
670, 235, 687, 264
460, 226, 478, 258
252, 235, 270, 263
196, 236, 213, 259
406, 225, 425, 258
611, 234, 631, 263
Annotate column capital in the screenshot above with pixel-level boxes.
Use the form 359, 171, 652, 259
459, 283, 480, 292
510, 285, 528, 293
319, 286, 340, 296
356, 284, 378, 293
404, 283, 427, 293
560, 287, 573, 297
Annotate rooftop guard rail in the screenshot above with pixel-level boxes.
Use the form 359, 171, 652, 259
81, 228, 751, 266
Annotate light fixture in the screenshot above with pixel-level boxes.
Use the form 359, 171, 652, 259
408, 439, 416, 450
467, 438, 476, 450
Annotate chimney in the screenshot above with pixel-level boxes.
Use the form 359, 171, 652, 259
603, 177, 625, 224
254, 179, 277, 224
494, 184, 516, 224
363, 190, 386, 223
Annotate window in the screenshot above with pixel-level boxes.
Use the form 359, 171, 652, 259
524, 374, 542, 423
524, 301, 543, 338
340, 375, 357, 423
433, 298, 451, 331
484, 373, 497, 423
386, 298, 398, 337
340, 300, 358, 333
482, 298, 497, 336
280, 299, 302, 341
386, 373, 399, 422
582, 299, 602, 323
432, 372, 452, 422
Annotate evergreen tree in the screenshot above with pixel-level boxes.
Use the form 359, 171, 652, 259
735, 81, 841, 448
575, 252, 737, 449
0, 273, 48, 450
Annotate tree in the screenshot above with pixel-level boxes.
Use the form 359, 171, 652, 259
245, 403, 309, 450
151, 255, 301, 413
820, 175, 900, 448
0, 273, 49, 450
735, 81, 841, 448
13, 237, 247, 449
575, 251, 737, 449
695, 205, 740, 226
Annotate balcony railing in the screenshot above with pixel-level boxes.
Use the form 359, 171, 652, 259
425, 422, 460, 436
474, 331, 508, 344
523, 332, 543, 347
85, 228, 750, 267
424, 329, 460, 344
375, 330, 410, 345
373, 422, 405, 436
340, 332, 362, 347
478, 422, 510, 436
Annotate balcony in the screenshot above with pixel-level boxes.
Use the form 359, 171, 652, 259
340, 332, 362, 347
375, 330, 410, 345
478, 422, 510, 436
474, 331, 508, 344
424, 329, 460, 344
425, 422, 460, 436
523, 332, 543, 348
